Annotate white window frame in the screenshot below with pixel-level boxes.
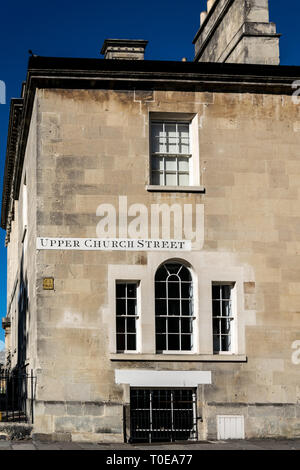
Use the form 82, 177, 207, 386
212, 282, 237, 355
116, 281, 140, 353
151, 121, 191, 186
155, 262, 196, 354
148, 113, 201, 191
107, 255, 247, 360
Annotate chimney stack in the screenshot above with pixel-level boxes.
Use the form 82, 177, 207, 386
101, 39, 148, 60
193, 0, 280, 65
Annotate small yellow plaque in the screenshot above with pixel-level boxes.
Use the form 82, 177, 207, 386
43, 277, 54, 290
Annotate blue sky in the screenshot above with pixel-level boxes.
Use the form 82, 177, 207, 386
0, 0, 299, 345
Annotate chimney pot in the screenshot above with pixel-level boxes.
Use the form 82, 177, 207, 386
200, 11, 207, 25
207, 0, 215, 12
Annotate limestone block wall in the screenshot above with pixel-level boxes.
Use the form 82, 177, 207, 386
29, 87, 300, 439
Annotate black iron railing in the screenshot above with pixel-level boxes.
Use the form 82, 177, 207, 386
0, 369, 36, 424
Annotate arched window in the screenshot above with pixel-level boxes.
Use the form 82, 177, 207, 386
155, 262, 194, 352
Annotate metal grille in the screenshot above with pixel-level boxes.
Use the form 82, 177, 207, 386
130, 389, 197, 443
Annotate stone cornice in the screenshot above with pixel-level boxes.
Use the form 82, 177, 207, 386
1, 99, 23, 238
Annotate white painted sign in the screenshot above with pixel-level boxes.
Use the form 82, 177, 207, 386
36, 237, 191, 251
115, 370, 212, 387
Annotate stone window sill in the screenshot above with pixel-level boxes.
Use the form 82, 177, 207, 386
146, 185, 206, 193
110, 353, 247, 362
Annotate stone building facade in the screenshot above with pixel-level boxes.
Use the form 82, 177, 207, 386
1, 0, 300, 442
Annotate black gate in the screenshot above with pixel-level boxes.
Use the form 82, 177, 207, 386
130, 389, 197, 443
0, 369, 36, 423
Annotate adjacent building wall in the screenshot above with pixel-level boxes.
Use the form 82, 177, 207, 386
194, 0, 280, 65
5, 95, 38, 372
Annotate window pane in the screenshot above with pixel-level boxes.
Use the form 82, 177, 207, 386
178, 123, 189, 137
155, 265, 168, 281
212, 285, 220, 300
212, 300, 221, 317
127, 334, 136, 351
168, 317, 180, 333
168, 334, 180, 350
213, 335, 220, 352
222, 285, 232, 299
152, 137, 162, 154
179, 139, 189, 154
116, 317, 125, 333
155, 281, 166, 298
155, 299, 167, 316
178, 124, 189, 153
181, 282, 192, 299
168, 281, 180, 298
165, 264, 180, 275
127, 284, 137, 298
179, 266, 192, 281
116, 298, 126, 315
213, 318, 220, 335
181, 300, 193, 316
156, 334, 166, 351
165, 173, 177, 186
178, 173, 189, 186
116, 283, 126, 298
165, 123, 177, 153
152, 122, 163, 138
221, 335, 231, 352
127, 317, 136, 333
181, 318, 192, 333
181, 335, 192, 351
158, 139, 167, 153
165, 123, 176, 135
152, 123, 166, 153
152, 171, 164, 185
152, 156, 164, 170
168, 299, 180, 316
222, 301, 232, 317
178, 157, 189, 171
127, 299, 137, 316
156, 317, 166, 333
165, 157, 177, 171
117, 334, 125, 351
220, 318, 231, 335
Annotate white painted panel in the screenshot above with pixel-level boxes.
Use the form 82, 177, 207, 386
217, 415, 245, 440
115, 369, 211, 386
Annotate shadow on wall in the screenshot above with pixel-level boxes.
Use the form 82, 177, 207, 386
17, 253, 28, 369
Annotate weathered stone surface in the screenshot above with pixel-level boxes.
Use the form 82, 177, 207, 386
194, 0, 280, 65
4, 77, 300, 441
